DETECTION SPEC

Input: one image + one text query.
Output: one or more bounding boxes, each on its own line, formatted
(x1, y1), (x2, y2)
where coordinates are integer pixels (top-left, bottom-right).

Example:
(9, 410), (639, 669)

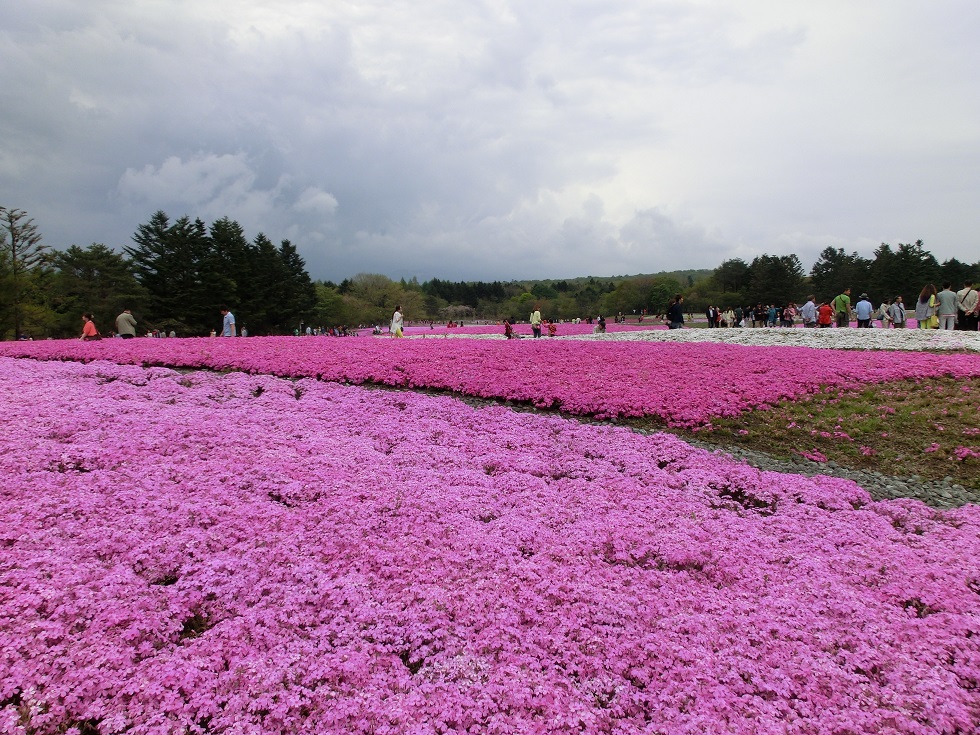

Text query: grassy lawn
(685, 376), (980, 489)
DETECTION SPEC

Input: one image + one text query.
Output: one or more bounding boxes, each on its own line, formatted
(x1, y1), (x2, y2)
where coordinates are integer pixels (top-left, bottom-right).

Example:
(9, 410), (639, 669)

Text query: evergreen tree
(810, 247), (872, 300)
(713, 258), (751, 293)
(746, 254), (806, 305)
(49, 244), (147, 337)
(250, 233), (290, 332)
(891, 241), (941, 304)
(278, 239), (317, 327)
(0, 207), (48, 339)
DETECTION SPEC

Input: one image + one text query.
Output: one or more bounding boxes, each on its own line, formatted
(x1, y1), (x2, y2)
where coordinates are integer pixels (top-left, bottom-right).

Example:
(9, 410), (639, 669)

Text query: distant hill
(503, 269), (714, 289)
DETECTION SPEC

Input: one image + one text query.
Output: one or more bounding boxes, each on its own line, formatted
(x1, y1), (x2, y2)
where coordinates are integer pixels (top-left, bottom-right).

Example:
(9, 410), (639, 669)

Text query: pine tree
(0, 207), (48, 339)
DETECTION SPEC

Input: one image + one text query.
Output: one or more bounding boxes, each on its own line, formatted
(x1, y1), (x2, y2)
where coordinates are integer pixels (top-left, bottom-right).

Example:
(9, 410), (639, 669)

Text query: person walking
(530, 305), (543, 338)
(956, 281), (978, 331)
(391, 305), (404, 337)
(221, 306), (238, 337)
(220, 306), (236, 336)
(832, 288), (852, 327)
(915, 285), (937, 329)
(889, 296), (907, 328)
(115, 309), (137, 339)
(936, 283), (958, 330)
(667, 295), (685, 329)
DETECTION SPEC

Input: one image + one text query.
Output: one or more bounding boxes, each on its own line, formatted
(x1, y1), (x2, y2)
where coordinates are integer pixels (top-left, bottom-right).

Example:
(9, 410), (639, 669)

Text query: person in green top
(832, 288), (852, 328)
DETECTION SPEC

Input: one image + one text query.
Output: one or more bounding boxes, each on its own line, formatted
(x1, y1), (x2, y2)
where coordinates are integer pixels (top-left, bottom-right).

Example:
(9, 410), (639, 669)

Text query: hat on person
(860, 293), (869, 299)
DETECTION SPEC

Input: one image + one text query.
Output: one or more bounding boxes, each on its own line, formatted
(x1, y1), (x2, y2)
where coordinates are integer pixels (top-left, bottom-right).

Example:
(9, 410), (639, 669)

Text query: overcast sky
(2, 1), (978, 282)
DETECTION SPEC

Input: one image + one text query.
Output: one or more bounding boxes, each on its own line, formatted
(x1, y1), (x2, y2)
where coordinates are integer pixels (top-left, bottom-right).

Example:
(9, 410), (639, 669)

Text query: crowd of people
(700, 280), (979, 331)
(72, 281), (980, 342)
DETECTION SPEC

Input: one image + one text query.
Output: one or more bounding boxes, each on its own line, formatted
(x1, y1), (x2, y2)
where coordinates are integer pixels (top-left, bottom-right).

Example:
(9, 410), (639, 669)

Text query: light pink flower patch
(3, 357), (977, 733)
(795, 448), (829, 463)
(953, 446), (980, 461)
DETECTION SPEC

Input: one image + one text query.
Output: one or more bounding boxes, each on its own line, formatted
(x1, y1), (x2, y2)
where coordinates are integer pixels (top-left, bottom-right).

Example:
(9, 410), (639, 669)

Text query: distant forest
(2, 207), (978, 338)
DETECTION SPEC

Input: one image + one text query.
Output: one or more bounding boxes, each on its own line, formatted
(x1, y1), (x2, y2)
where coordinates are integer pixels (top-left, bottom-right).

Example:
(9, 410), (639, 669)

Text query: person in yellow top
(529, 305), (542, 338)
(915, 284), (938, 329)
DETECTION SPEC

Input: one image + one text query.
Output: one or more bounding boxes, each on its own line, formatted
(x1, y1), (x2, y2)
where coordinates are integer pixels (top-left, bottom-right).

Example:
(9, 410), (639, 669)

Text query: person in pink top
(80, 313), (100, 341)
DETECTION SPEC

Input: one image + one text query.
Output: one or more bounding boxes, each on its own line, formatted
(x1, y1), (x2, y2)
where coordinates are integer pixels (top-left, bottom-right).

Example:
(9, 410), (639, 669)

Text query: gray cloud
(1, 0), (978, 282)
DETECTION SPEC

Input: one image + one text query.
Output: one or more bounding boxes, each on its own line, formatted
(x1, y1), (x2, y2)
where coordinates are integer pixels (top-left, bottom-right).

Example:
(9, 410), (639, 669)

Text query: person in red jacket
(817, 301), (834, 328)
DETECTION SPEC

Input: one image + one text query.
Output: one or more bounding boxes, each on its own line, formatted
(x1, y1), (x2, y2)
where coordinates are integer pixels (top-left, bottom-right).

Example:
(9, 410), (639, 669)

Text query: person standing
(800, 295), (817, 328)
(530, 305), (543, 338)
(817, 301), (834, 328)
(782, 303), (797, 328)
(115, 309), (137, 339)
(832, 288), (852, 327)
(220, 306), (236, 337)
(391, 305), (404, 337)
(889, 296), (907, 328)
(936, 283), (958, 330)
(915, 285), (937, 329)
(877, 298), (892, 328)
(854, 293), (874, 328)
(956, 280), (978, 331)
(80, 313), (100, 341)
(667, 295), (685, 329)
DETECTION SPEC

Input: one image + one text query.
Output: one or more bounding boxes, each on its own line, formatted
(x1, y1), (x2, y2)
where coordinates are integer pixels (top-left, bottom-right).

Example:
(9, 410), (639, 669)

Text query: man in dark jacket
(668, 295), (685, 329)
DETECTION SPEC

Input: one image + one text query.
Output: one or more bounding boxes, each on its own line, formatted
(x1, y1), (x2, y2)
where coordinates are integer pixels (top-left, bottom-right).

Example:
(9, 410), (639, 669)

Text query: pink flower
(796, 448), (828, 462)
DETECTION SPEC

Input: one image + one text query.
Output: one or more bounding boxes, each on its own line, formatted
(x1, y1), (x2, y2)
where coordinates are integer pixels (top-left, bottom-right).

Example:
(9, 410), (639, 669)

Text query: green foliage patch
(698, 376), (980, 490)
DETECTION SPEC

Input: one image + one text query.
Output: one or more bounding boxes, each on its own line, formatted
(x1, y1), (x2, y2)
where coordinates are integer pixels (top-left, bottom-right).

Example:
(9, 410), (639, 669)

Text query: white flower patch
(569, 327), (980, 351)
(432, 327), (980, 351)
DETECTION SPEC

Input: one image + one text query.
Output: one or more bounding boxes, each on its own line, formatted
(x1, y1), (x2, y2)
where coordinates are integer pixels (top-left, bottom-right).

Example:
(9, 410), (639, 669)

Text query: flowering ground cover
(1, 357), (979, 734)
(386, 323), (663, 338)
(691, 376), (980, 491)
(2, 338), (980, 430)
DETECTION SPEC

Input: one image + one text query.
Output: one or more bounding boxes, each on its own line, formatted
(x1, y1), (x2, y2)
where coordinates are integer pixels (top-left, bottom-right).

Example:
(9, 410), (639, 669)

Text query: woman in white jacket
(390, 306), (404, 337)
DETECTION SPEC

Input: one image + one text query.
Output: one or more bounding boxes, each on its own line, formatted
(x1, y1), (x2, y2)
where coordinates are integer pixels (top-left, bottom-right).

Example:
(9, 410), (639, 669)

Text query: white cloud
(1, 0), (978, 280)
(293, 187), (339, 215)
(119, 153), (257, 205)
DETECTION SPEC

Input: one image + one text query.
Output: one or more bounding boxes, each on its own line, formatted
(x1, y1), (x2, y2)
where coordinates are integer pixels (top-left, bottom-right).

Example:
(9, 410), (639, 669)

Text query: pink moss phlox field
(3, 338), (980, 429)
(1, 358), (979, 734)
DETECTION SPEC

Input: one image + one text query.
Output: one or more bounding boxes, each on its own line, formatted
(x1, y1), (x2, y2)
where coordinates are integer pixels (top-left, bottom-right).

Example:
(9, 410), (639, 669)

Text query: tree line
(2, 205), (978, 339)
(696, 243), (979, 313)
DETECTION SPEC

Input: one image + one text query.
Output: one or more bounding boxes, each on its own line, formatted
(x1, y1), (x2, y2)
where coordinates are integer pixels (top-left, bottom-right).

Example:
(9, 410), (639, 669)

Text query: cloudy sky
(2, 1), (978, 282)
